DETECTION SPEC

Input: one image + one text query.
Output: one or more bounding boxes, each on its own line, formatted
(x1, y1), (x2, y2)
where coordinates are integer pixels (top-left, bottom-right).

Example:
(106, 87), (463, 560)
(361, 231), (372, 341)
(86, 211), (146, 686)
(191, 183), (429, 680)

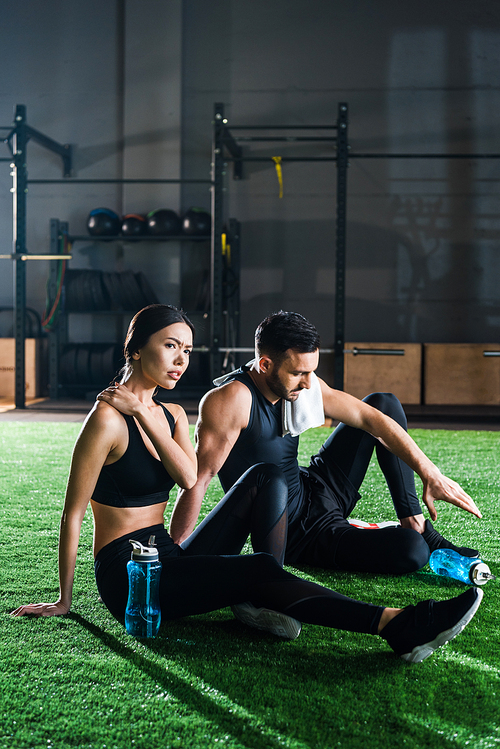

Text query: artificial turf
(0, 422), (498, 749)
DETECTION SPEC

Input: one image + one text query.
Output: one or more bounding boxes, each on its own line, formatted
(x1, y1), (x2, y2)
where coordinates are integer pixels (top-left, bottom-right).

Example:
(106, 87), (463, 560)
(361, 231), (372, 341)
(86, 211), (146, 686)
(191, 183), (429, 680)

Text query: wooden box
(344, 342), (422, 404)
(0, 338), (42, 398)
(424, 343), (500, 405)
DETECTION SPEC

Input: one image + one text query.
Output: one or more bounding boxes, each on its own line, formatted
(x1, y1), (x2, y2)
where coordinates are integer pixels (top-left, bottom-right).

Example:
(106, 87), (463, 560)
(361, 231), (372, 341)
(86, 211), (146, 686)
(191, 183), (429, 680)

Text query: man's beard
(266, 369), (299, 401)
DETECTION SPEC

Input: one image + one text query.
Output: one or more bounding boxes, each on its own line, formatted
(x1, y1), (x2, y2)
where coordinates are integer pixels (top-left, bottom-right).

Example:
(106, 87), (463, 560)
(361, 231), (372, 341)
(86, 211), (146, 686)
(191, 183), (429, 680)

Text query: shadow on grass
(9, 589), (493, 749)
(69, 610), (497, 748)
(69, 611), (318, 748)
(68, 610), (400, 748)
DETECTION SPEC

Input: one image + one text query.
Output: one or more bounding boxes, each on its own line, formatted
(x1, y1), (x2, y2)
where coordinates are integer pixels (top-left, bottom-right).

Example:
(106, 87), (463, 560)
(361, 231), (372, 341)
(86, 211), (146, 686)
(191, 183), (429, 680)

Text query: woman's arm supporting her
(96, 383), (197, 489)
(11, 404), (120, 617)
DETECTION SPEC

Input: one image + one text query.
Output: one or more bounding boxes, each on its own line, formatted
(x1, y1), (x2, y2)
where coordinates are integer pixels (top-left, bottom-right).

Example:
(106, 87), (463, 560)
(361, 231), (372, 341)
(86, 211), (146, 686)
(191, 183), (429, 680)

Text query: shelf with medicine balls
(82, 206), (212, 241)
(46, 211), (229, 401)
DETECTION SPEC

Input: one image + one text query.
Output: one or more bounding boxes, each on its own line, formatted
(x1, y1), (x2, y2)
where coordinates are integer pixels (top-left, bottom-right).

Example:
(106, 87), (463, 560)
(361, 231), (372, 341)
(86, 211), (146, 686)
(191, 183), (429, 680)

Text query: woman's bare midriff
(91, 500), (169, 556)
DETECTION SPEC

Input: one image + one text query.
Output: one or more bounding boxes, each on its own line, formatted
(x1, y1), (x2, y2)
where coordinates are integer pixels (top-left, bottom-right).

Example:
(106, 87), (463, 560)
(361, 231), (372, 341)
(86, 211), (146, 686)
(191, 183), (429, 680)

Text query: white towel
(281, 371), (325, 437)
(213, 359), (325, 437)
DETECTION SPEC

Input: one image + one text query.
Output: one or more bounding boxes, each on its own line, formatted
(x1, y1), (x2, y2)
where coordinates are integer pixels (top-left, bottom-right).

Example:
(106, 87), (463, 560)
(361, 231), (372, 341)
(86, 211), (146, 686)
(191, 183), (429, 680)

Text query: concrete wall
(1, 0), (500, 360)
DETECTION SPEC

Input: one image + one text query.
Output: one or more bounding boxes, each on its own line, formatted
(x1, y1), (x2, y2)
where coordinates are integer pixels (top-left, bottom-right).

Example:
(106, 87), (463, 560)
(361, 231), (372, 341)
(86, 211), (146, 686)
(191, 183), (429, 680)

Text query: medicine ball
(182, 207), (211, 236)
(121, 213), (147, 237)
(146, 209), (182, 236)
(87, 208), (121, 236)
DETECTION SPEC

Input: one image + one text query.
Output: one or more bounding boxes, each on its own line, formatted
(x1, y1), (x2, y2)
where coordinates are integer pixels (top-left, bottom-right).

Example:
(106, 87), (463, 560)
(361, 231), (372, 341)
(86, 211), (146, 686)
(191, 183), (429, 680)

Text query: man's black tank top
(218, 370), (304, 520)
(92, 403), (176, 508)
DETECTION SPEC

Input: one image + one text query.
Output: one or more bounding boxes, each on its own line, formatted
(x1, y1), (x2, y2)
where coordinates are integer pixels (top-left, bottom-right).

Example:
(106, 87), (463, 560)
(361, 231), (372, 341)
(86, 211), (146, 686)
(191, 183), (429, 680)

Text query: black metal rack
(4, 100), (500, 406)
(215, 101), (500, 389)
(212, 101), (348, 387)
(46, 217), (240, 399)
(0, 105), (73, 408)
(1, 103), (241, 406)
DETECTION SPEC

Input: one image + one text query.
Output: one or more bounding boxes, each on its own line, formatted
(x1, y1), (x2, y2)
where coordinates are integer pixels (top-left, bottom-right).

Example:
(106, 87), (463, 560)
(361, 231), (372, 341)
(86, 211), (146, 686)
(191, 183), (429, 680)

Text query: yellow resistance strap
(272, 156), (283, 198)
(221, 232), (231, 265)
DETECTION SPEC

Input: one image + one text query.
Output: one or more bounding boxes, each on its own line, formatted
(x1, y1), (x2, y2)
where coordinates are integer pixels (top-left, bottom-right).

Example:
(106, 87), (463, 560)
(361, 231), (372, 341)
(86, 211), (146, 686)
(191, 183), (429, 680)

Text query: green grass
(1, 423), (499, 749)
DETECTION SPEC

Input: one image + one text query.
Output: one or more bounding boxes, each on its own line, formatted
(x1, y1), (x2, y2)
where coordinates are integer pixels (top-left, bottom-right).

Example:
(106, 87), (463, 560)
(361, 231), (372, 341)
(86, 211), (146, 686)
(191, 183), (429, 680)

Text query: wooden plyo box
(424, 343), (500, 405)
(0, 338), (41, 398)
(344, 342), (422, 404)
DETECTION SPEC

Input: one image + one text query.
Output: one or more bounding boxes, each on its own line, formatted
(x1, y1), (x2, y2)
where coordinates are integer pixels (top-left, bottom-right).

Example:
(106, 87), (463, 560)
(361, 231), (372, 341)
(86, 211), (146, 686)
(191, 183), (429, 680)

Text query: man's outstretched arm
(169, 381), (252, 544)
(319, 380), (482, 522)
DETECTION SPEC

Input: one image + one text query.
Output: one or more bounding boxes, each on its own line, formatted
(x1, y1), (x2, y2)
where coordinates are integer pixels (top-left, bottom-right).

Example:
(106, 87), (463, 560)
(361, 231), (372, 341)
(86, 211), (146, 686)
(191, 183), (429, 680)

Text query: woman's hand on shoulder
(96, 382), (144, 418)
(11, 600), (70, 618)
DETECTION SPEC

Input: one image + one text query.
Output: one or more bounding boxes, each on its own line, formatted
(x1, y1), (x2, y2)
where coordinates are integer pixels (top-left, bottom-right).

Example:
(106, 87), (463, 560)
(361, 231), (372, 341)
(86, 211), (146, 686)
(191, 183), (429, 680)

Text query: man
(170, 311), (480, 575)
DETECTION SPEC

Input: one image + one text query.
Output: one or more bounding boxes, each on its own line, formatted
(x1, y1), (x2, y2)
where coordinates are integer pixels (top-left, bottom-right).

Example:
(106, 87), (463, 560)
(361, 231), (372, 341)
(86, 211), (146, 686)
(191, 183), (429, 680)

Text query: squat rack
(1, 104), (236, 407)
(216, 101), (500, 390)
(0, 105), (74, 409)
(214, 101), (350, 388)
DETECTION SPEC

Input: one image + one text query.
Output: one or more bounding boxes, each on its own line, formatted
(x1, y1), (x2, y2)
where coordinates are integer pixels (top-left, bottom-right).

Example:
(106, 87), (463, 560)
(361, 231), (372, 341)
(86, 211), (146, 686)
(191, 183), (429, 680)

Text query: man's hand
(422, 471), (482, 521)
(320, 380), (483, 523)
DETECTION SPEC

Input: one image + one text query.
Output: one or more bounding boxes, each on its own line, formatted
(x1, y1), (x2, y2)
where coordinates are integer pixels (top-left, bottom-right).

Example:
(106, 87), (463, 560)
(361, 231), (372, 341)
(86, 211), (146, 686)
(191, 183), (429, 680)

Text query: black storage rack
(46, 217), (240, 399)
(0, 103), (241, 406)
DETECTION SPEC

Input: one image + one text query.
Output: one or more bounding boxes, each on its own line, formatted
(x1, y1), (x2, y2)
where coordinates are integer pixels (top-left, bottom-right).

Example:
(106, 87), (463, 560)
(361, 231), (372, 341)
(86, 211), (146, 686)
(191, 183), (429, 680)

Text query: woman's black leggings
(94, 523), (384, 636)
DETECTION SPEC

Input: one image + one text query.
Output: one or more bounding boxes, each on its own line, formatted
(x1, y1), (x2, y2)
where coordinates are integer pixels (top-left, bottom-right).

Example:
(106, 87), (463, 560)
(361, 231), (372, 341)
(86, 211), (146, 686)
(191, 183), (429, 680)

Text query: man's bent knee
(362, 392), (407, 428)
(391, 528), (430, 575)
(238, 462), (286, 488)
(363, 392), (400, 411)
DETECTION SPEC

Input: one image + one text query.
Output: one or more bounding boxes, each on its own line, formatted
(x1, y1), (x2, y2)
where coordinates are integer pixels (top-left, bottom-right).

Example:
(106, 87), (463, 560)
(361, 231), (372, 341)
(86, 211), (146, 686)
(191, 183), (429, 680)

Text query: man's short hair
(255, 311), (320, 363)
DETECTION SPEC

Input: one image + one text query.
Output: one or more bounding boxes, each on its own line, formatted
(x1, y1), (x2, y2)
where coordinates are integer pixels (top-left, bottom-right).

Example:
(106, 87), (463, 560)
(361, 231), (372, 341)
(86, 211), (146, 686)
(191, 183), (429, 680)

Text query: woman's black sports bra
(92, 402), (176, 508)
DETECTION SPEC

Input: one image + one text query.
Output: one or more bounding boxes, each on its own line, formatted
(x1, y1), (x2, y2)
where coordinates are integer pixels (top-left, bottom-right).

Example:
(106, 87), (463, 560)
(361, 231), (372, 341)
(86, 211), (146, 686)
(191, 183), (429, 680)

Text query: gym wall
(1, 0), (500, 357)
(181, 0), (500, 349)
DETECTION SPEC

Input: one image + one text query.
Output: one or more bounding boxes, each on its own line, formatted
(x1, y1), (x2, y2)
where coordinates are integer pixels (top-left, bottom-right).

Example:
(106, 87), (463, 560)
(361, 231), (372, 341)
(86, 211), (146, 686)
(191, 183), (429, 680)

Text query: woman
(12, 304), (483, 664)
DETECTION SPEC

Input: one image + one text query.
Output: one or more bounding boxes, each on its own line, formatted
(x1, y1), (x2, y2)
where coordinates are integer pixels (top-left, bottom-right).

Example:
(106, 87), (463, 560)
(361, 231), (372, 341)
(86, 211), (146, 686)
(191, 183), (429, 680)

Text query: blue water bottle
(125, 536), (162, 638)
(429, 548), (495, 586)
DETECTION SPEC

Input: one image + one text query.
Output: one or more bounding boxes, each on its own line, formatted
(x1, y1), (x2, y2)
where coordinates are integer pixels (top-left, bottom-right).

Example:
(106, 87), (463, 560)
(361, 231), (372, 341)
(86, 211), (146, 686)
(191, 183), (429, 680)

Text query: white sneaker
(348, 519), (400, 529)
(231, 602), (302, 640)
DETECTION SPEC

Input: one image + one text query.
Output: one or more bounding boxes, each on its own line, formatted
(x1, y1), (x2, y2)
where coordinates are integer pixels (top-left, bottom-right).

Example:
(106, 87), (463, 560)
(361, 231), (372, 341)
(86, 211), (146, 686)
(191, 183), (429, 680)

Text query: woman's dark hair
(120, 304), (195, 380)
(255, 310), (320, 364)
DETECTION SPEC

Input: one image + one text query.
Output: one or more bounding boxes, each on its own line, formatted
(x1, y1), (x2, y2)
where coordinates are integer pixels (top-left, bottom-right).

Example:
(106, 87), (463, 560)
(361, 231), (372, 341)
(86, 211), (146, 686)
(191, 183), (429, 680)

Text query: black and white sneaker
(231, 602), (302, 640)
(422, 519), (479, 557)
(381, 587), (483, 664)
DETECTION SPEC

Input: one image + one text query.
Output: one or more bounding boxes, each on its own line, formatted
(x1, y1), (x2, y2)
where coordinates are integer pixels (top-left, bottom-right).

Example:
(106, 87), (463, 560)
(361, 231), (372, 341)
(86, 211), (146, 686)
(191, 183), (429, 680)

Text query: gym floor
(1, 396), (499, 430)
